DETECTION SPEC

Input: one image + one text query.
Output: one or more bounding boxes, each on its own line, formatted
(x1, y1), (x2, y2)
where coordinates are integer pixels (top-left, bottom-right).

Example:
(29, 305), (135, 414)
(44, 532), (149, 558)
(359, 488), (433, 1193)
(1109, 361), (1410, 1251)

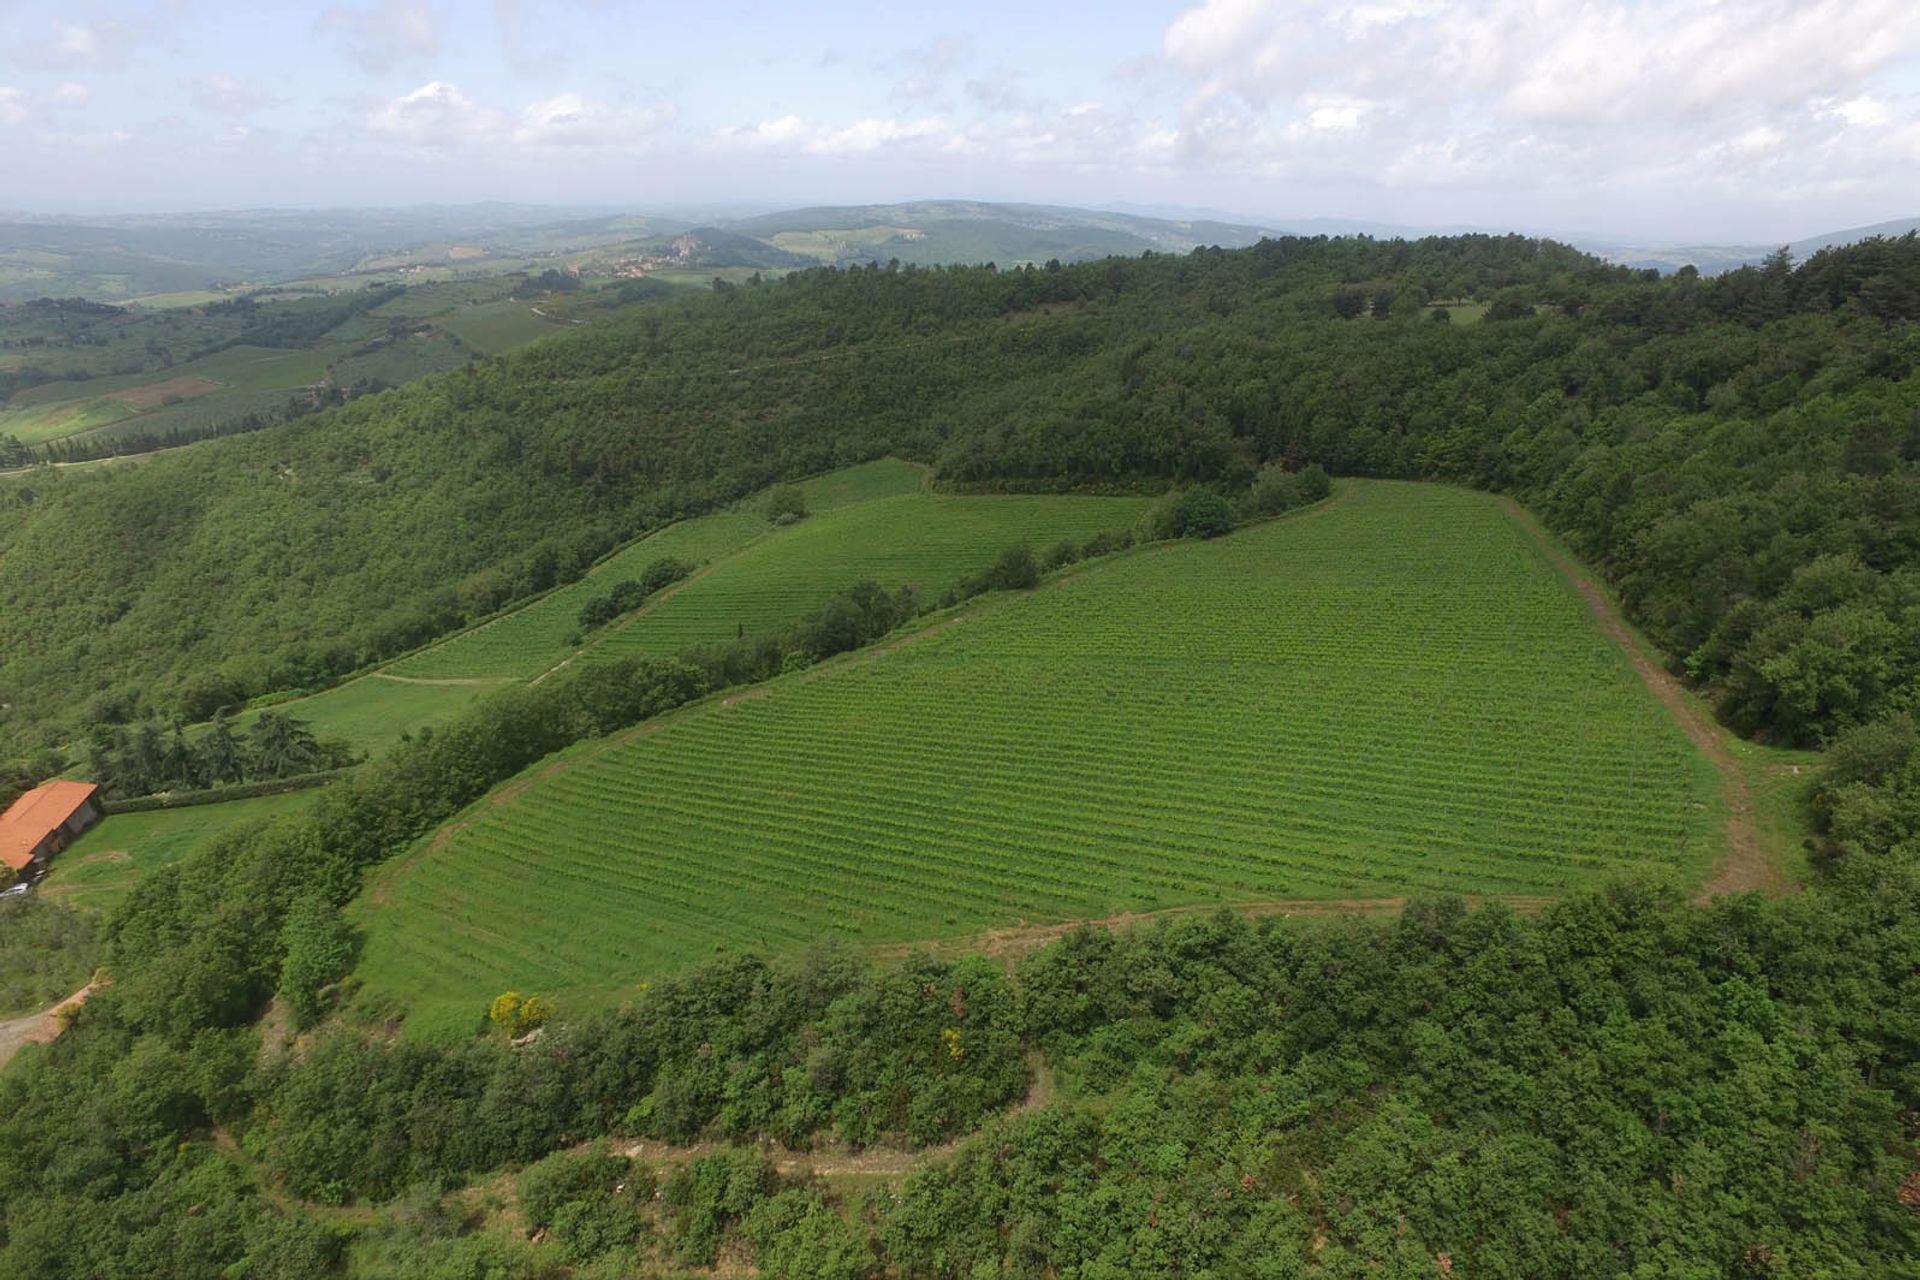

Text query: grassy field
(385, 459), (932, 681)
(387, 459), (1147, 683)
(576, 491), (1156, 668)
(237, 677), (499, 759)
(436, 299), (567, 354)
(354, 480), (1720, 1036)
(43, 790), (316, 913)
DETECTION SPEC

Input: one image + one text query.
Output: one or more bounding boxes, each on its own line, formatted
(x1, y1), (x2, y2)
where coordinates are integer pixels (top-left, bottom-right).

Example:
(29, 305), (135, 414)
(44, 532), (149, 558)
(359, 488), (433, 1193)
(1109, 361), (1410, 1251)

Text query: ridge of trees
(3, 232), (1916, 767)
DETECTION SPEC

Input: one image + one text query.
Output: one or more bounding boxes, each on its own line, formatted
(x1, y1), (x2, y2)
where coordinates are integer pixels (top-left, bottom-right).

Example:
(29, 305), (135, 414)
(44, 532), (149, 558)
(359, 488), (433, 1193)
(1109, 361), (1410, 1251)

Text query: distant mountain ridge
(1, 200), (1914, 301)
(1578, 217), (1920, 275)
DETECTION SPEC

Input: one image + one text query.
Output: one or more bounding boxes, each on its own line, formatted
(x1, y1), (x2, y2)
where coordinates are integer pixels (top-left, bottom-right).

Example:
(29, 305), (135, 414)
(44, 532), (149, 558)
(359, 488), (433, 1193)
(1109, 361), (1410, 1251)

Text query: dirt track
(0, 982), (98, 1071)
(1495, 498), (1782, 898)
(622, 1053), (1055, 1178)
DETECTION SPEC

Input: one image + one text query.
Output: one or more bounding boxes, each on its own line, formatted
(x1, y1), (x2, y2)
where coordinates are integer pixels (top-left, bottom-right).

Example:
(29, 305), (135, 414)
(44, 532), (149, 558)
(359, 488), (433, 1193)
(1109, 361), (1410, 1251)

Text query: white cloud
(892, 34), (970, 103)
(721, 113), (960, 157)
(1818, 95), (1894, 128)
(366, 81), (674, 153)
(318, 1), (439, 73)
(49, 82), (88, 106)
(1155, 0), (1920, 201)
(719, 102), (1180, 172)
(188, 74), (277, 118)
(515, 93), (676, 148)
(10, 18), (131, 70)
(0, 87), (26, 126)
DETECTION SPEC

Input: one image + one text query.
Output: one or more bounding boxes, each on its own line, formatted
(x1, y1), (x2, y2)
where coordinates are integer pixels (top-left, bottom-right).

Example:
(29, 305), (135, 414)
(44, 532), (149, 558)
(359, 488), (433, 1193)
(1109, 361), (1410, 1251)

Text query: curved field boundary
(357, 482), (1727, 1031)
(1492, 497), (1785, 899)
(871, 893), (1560, 963)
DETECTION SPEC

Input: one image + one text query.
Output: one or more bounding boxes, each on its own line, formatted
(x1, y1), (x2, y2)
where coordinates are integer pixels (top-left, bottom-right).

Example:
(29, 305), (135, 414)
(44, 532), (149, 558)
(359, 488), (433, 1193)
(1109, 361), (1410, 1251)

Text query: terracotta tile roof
(0, 781), (100, 873)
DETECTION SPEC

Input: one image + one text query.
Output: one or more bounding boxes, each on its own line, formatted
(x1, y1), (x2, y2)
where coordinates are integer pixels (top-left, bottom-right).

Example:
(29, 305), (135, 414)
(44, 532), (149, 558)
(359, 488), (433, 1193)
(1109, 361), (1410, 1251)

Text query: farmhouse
(0, 781), (102, 879)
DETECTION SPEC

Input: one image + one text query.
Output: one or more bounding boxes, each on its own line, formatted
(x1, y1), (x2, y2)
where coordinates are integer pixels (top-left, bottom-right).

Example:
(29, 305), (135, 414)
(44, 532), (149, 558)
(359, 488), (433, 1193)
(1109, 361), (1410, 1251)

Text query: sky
(0, 0), (1917, 242)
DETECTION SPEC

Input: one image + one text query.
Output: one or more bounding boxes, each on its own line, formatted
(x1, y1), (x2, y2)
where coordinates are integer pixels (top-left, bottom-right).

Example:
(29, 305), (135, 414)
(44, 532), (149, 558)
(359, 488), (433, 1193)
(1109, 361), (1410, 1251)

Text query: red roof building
(0, 782), (102, 876)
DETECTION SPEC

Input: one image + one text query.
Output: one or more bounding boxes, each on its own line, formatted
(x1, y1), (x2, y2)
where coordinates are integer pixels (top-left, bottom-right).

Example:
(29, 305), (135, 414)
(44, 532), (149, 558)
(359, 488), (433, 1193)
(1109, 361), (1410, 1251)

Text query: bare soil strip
(1494, 498), (1783, 898)
(0, 981), (100, 1071)
(621, 1054), (1056, 1178)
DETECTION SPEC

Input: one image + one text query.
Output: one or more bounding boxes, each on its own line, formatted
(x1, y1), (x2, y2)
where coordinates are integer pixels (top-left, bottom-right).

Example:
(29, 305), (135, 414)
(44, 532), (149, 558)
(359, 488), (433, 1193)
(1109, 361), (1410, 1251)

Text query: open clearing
(355, 480), (1720, 1034)
(44, 791), (316, 913)
(112, 374), (221, 410)
(233, 676), (497, 759)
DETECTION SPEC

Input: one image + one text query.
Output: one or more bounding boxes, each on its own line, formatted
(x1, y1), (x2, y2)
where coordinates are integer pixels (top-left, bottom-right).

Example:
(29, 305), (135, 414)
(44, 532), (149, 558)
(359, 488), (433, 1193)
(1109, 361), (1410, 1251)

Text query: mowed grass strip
(236, 678), (497, 758)
(355, 481), (1720, 1031)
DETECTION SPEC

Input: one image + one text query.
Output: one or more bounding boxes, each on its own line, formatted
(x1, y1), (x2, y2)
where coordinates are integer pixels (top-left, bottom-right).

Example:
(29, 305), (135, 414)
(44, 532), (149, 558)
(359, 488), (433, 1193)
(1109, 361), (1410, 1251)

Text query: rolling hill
(355, 480), (1719, 1036)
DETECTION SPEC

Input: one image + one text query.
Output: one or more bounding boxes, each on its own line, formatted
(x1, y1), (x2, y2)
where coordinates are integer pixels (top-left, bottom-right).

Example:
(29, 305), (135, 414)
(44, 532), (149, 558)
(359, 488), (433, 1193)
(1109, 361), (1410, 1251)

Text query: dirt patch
(113, 375), (221, 411)
(1495, 499), (1783, 899)
(70, 848), (130, 867)
(0, 981), (101, 1072)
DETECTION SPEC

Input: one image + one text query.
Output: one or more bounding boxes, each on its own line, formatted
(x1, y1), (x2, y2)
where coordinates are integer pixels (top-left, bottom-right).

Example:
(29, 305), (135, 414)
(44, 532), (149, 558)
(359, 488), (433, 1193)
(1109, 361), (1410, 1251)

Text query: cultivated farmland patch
(355, 481), (1719, 1034)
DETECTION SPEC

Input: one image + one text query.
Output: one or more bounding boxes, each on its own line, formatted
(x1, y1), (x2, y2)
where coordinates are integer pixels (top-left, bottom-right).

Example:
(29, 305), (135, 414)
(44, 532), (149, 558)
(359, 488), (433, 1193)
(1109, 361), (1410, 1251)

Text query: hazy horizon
(0, 1), (1917, 244)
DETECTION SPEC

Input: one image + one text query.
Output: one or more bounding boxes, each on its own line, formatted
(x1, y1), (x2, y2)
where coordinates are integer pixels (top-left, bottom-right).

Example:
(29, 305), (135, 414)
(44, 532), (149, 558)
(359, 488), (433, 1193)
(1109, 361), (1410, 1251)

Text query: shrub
(1245, 462), (1332, 517)
(1151, 488), (1235, 540)
(488, 991), (553, 1039)
(516, 1145), (634, 1229)
(764, 485), (807, 523)
(576, 558), (691, 630)
(983, 542), (1039, 591)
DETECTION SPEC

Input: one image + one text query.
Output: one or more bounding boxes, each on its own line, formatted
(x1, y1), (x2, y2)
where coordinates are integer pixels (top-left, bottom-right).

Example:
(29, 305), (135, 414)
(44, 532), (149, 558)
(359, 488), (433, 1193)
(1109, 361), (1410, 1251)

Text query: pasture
(354, 481), (1720, 1035)
(43, 790), (315, 913)
(436, 299), (566, 354)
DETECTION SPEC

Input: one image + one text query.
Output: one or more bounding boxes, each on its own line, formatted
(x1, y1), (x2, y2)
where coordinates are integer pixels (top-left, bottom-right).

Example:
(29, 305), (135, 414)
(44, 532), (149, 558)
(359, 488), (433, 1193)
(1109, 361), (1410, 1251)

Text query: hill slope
(355, 481), (1717, 1034)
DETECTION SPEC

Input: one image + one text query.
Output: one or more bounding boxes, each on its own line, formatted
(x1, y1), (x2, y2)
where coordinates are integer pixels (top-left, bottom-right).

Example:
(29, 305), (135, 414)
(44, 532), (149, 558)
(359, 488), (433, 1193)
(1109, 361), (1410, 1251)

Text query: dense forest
(2, 233), (1919, 1274)
(2, 232), (1917, 766)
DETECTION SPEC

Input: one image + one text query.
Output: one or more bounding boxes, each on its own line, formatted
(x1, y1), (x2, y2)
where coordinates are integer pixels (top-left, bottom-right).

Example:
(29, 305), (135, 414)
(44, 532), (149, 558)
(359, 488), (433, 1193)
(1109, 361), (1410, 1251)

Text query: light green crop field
(385, 459), (932, 681)
(354, 481), (1720, 1035)
(575, 491), (1155, 668)
(436, 299), (567, 354)
(42, 790), (315, 913)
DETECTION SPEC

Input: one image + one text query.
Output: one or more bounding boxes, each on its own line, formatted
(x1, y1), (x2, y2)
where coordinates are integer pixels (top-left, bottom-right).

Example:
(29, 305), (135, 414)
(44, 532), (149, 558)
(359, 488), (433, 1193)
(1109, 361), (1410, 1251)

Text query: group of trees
(573, 557), (690, 632)
(6, 231), (1914, 760)
(1, 232), (1919, 1273)
(82, 710), (347, 800)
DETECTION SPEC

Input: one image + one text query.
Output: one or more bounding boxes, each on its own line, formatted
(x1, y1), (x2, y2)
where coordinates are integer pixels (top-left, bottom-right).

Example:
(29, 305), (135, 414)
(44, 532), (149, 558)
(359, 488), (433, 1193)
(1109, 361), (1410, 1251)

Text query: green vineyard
(386, 458), (1148, 681)
(355, 481), (1720, 1035)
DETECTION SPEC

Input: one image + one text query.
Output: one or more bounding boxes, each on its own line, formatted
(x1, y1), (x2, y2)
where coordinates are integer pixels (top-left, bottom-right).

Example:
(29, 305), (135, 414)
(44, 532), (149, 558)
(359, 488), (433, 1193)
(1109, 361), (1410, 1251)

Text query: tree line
(83, 710), (351, 801)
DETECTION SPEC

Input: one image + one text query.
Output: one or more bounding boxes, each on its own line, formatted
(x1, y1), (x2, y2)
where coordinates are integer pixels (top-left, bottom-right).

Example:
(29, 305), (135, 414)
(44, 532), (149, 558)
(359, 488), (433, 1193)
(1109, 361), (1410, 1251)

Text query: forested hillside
(2, 232), (1916, 771)
(2, 232), (1919, 1275)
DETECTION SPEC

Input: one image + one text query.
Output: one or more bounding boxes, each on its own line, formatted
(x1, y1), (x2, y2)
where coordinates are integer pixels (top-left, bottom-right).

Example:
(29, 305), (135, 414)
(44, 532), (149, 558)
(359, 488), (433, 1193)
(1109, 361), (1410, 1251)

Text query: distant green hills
(3, 201), (1913, 307)
(0, 201), (1277, 304)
